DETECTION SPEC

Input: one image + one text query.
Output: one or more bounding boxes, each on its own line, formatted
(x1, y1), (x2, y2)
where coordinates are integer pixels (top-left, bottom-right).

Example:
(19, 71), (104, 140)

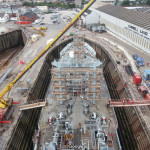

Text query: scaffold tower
(51, 34), (103, 104)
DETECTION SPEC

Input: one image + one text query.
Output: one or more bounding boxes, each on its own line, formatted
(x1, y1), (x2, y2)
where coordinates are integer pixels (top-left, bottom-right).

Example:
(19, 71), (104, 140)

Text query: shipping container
(143, 70), (150, 80)
(133, 74), (141, 85)
(145, 94), (150, 100)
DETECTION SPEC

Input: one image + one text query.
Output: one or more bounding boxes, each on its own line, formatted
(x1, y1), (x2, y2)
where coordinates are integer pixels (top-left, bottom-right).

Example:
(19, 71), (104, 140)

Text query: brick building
(19, 12), (37, 23)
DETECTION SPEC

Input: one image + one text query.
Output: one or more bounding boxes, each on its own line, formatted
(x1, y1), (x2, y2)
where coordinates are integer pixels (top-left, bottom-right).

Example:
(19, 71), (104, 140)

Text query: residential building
(19, 12), (37, 23)
(0, 13), (9, 22)
(37, 6), (48, 12)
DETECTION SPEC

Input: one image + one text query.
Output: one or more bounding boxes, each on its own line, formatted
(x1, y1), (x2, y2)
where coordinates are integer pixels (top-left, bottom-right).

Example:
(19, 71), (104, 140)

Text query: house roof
(97, 4), (150, 31)
(20, 12), (37, 19)
(0, 13), (5, 18)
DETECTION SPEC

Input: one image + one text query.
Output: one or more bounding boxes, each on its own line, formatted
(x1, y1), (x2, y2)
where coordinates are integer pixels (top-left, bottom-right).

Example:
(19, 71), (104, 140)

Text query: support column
(91, 66), (96, 104)
(58, 64), (63, 104)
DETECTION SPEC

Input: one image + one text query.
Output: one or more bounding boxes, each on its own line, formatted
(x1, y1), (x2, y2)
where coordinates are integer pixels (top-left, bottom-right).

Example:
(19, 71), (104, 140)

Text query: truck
(137, 57), (144, 66)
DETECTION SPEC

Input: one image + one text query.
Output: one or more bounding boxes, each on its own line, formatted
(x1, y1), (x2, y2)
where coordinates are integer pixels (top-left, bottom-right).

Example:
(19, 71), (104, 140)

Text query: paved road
(101, 32), (150, 72)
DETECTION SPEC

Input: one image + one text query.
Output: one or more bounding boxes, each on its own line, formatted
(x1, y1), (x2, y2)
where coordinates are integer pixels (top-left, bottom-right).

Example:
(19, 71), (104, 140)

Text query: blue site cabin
(143, 70), (150, 80)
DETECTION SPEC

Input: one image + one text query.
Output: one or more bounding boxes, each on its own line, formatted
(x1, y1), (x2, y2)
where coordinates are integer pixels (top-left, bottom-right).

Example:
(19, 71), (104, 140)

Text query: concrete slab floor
(38, 73), (118, 149)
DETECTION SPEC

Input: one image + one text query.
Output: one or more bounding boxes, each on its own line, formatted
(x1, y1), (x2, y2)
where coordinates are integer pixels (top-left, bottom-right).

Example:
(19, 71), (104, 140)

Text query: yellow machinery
(40, 27), (48, 30)
(38, 32), (45, 37)
(0, 0), (96, 108)
(32, 27), (48, 30)
(0, 98), (11, 108)
(32, 27), (46, 37)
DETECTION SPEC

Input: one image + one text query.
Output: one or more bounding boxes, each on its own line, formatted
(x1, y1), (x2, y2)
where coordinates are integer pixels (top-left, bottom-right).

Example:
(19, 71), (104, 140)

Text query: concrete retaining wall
(0, 30), (24, 53)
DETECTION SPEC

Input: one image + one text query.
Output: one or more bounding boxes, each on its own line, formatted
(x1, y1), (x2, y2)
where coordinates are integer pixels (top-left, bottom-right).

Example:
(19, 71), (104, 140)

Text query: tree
(114, 0), (119, 5)
(81, 0), (85, 5)
(146, 0), (150, 5)
(122, 0), (130, 6)
(23, 2), (32, 6)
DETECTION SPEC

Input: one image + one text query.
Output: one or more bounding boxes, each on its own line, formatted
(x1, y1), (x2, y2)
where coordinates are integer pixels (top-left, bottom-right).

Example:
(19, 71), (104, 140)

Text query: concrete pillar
(58, 64), (63, 100)
(92, 67), (96, 99)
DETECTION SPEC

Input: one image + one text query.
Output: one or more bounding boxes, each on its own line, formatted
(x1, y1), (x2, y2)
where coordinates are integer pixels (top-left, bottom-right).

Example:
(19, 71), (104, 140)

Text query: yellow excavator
(0, 0), (96, 109)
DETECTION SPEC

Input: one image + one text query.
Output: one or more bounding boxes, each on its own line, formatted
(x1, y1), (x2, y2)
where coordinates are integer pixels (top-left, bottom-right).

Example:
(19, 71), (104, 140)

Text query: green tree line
(116, 0), (150, 6)
(23, 2), (77, 8)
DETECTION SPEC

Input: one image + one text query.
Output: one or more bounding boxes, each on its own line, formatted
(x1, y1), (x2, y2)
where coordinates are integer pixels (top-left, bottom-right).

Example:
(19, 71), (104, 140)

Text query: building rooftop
(134, 7), (150, 15)
(97, 4), (150, 31)
(0, 13), (5, 18)
(20, 12), (37, 19)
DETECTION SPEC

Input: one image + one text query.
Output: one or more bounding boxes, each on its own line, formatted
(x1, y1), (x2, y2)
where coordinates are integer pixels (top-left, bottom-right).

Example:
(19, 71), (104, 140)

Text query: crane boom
(0, 0), (96, 100)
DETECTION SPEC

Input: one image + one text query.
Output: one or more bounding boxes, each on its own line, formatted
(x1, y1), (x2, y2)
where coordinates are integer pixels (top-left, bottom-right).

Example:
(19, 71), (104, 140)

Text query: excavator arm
(0, 0), (96, 101)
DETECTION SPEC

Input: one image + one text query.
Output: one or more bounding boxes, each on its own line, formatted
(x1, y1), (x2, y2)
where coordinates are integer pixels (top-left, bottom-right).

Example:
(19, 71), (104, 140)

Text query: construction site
(0, 0), (150, 150)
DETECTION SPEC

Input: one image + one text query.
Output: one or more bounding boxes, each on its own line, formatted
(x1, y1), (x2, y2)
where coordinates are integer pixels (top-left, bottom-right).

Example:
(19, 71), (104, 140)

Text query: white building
(89, 4), (150, 54)
(0, 13), (9, 22)
(85, 12), (100, 27)
(37, 6), (48, 12)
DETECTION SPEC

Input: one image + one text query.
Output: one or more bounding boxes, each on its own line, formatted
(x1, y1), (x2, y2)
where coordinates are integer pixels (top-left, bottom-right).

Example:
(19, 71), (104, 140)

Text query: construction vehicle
(90, 112), (97, 119)
(0, 98), (19, 125)
(38, 32), (45, 37)
(0, 0), (96, 124)
(32, 27), (47, 37)
(137, 57), (144, 66)
(32, 27), (48, 31)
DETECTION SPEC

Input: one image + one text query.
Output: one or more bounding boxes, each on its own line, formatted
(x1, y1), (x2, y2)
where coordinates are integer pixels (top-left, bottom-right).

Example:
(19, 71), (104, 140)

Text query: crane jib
(0, 0), (96, 100)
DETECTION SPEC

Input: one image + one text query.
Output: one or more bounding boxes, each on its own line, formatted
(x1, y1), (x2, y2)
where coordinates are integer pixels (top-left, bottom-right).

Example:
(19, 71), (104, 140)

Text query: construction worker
(110, 133), (114, 140)
(124, 82), (128, 87)
(147, 62), (149, 66)
(132, 99), (134, 104)
(123, 98), (126, 104)
(106, 103), (110, 108)
(127, 99), (131, 104)
(105, 135), (108, 142)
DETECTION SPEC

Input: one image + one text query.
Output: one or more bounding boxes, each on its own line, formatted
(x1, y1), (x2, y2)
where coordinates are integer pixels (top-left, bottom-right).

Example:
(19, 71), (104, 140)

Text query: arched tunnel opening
(5, 37), (149, 150)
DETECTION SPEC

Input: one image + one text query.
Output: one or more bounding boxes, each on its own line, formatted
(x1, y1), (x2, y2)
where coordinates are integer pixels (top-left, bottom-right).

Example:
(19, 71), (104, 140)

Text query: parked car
(40, 23), (45, 25)
(63, 15), (68, 19)
(133, 54), (138, 60)
(137, 57), (144, 66)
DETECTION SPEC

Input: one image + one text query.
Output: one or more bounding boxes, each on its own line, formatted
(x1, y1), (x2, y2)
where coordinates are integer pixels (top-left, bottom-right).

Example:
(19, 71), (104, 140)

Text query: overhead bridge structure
(20, 99), (46, 111)
(109, 99), (150, 107)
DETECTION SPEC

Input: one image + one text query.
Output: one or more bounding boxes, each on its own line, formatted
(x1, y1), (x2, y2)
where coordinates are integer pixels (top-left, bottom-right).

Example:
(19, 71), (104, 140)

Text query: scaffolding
(51, 34), (102, 103)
